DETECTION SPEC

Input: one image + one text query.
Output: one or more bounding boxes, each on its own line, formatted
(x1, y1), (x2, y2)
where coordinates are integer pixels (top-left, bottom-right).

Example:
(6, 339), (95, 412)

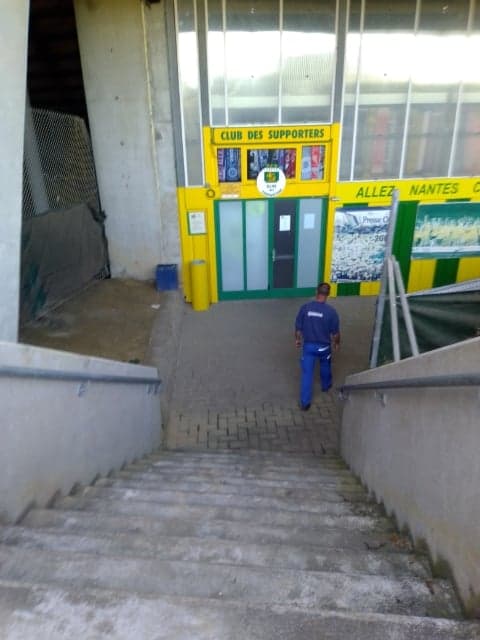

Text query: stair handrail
(339, 372), (480, 396)
(0, 364), (161, 391)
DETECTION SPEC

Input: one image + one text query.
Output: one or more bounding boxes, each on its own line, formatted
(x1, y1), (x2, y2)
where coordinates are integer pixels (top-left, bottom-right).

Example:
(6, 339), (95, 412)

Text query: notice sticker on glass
(304, 213), (315, 230)
(279, 215), (291, 232)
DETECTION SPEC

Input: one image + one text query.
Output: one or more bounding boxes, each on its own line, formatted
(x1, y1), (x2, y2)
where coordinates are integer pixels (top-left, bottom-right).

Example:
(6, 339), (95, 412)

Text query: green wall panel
(392, 201), (418, 285)
(337, 282), (360, 296)
(433, 259), (459, 288)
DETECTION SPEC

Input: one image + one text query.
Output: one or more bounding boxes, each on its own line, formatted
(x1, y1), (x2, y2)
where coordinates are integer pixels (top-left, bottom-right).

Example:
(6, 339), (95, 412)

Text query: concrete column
(0, 1), (30, 342)
(74, 0), (179, 280)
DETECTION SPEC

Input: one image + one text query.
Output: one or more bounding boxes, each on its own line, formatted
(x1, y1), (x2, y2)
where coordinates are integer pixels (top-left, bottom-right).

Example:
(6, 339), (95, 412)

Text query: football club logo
(256, 166), (286, 197)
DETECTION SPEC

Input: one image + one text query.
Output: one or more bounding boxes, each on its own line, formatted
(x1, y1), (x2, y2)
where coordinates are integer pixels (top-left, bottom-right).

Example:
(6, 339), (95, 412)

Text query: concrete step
(0, 544), (462, 618)
(94, 475), (371, 503)
(1, 580), (478, 640)
(76, 484), (382, 518)
(0, 525), (430, 578)
(127, 460), (355, 482)
(112, 469), (364, 491)
(22, 508), (413, 553)
(155, 448), (344, 459)
(147, 450), (348, 470)
(51, 494), (393, 532)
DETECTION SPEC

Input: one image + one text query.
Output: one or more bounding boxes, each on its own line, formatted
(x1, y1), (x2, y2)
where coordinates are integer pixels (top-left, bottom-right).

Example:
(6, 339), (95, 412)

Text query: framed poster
(188, 211), (206, 235)
(331, 207), (391, 282)
(412, 202), (480, 259)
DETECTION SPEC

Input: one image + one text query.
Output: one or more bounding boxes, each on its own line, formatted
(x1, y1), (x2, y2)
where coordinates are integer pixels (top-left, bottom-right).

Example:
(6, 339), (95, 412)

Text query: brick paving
(148, 295), (375, 455)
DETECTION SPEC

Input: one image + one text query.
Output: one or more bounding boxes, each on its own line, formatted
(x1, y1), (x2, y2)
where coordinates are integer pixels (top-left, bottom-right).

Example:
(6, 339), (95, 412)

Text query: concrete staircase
(0, 450), (478, 639)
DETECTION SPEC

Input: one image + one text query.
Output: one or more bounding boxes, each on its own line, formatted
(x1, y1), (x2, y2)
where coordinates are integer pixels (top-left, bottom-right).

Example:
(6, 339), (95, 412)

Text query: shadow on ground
(20, 278), (163, 364)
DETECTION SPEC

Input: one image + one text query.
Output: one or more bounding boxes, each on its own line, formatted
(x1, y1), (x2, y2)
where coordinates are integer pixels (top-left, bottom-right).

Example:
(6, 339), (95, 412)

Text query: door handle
(271, 248), (276, 262)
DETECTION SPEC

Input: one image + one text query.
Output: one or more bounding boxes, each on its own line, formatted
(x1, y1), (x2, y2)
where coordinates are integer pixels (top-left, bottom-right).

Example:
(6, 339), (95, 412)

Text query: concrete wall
(74, 0), (180, 280)
(0, 1), (29, 341)
(341, 338), (480, 614)
(0, 341), (162, 523)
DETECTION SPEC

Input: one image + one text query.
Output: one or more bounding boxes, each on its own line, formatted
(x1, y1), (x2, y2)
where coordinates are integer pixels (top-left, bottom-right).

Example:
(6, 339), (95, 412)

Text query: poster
(217, 148), (241, 182)
(331, 207), (390, 282)
(248, 149), (296, 180)
(412, 202), (480, 259)
(279, 215), (291, 232)
(303, 213), (315, 230)
(301, 145), (325, 180)
(188, 211), (206, 235)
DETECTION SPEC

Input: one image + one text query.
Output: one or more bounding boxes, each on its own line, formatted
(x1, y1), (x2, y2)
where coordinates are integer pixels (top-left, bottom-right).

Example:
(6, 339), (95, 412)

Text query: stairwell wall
(0, 1), (29, 342)
(341, 337), (480, 615)
(0, 341), (162, 523)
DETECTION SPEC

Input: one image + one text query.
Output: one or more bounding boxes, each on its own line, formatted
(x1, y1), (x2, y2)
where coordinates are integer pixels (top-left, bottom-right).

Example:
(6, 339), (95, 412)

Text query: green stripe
(433, 259), (459, 288)
(337, 282), (360, 296)
(392, 201), (418, 285)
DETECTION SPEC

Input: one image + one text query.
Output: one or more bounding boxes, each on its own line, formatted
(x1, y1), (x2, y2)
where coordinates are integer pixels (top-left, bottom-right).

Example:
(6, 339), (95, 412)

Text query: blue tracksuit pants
(300, 342), (332, 407)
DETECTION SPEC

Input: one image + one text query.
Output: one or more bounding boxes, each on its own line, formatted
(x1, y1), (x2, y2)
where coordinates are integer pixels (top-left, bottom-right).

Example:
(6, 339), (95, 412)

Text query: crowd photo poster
(331, 207), (391, 282)
(412, 202), (480, 259)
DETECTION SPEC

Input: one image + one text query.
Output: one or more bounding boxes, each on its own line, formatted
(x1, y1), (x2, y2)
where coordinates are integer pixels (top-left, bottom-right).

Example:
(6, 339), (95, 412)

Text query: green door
(216, 198), (327, 300)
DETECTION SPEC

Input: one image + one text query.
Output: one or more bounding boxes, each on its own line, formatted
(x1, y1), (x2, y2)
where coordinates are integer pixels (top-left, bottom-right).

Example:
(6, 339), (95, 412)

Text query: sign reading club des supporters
(256, 166), (286, 197)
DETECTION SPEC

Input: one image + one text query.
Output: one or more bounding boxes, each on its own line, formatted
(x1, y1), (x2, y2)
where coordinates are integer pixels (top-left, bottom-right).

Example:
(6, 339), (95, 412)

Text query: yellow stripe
(359, 281), (381, 296)
(407, 259), (436, 292)
(457, 257), (480, 283)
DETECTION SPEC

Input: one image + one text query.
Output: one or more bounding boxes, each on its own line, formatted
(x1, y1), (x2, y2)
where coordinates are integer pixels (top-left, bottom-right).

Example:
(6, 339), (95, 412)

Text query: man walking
(295, 282), (340, 411)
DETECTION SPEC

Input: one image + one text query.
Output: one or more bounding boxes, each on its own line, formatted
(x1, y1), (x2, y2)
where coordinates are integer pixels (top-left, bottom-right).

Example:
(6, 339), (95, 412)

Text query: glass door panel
(245, 200), (268, 290)
(218, 201), (244, 291)
(272, 199), (297, 289)
(217, 197), (326, 299)
(296, 198), (323, 288)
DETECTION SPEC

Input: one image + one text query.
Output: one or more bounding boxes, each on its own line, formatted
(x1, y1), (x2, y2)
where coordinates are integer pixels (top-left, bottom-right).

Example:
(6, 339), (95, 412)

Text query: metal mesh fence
(22, 108), (101, 218)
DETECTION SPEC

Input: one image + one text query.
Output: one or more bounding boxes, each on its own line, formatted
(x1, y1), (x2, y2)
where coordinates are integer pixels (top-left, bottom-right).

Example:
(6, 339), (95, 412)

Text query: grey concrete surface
(3, 449), (475, 639)
(0, 1), (29, 341)
(147, 293), (376, 453)
(74, 0), (180, 279)
(342, 337), (480, 615)
(2, 582), (479, 640)
(0, 341), (161, 523)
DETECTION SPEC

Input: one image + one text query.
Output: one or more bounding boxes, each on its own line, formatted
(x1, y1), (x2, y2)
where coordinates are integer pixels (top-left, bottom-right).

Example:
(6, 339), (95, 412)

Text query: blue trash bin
(155, 264), (178, 291)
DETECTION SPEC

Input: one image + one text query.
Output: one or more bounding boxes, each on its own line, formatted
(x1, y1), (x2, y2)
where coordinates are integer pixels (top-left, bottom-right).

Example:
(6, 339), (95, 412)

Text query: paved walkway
(148, 294), (376, 455)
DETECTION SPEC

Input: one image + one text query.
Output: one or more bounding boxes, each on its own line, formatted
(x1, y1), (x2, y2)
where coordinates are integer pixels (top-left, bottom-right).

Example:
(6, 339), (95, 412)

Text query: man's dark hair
(317, 282), (331, 296)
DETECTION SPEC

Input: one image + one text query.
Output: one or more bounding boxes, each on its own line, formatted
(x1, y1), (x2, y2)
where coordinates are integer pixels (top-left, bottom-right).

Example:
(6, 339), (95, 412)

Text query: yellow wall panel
(457, 257), (480, 283)
(360, 281), (381, 296)
(407, 259), (436, 292)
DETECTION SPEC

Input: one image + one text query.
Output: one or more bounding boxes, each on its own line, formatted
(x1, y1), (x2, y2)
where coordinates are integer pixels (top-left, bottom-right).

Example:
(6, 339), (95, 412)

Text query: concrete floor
(20, 279), (377, 455)
(20, 278), (164, 364)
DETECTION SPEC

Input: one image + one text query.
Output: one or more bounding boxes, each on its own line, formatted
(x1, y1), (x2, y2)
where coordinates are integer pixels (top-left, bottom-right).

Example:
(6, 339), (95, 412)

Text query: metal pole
(387, 257), (400, 362)
(369, 189), (400, 367)
(393, 258), (419, 357)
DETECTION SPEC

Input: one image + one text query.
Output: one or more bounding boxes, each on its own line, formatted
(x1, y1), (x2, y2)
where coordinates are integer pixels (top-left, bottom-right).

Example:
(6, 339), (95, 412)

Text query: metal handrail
(0, 364), (161, 391)
(340, 373), (480, 395)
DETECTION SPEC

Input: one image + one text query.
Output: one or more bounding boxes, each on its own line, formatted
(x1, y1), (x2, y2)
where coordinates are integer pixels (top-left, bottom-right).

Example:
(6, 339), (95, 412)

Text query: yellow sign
(336, 178), (480, 203)
(211, 125), (331, 146)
